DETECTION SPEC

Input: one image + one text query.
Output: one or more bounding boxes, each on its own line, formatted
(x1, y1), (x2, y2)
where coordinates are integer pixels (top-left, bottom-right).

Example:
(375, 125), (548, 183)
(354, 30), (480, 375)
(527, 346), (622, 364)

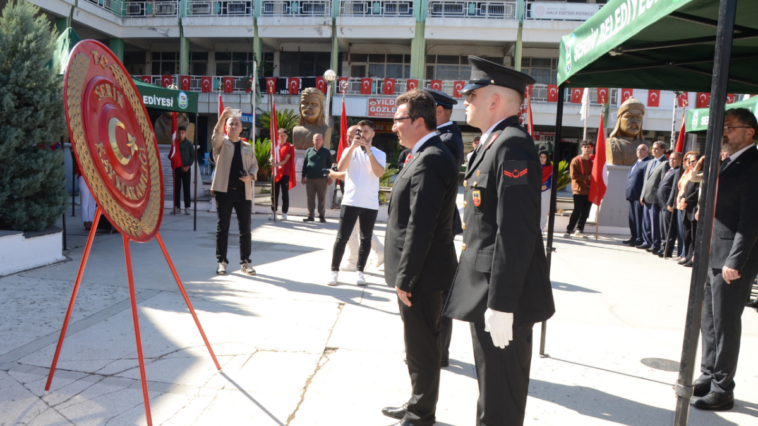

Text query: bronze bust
(293, 88), (332, 150)
(607, 97), (648, 166)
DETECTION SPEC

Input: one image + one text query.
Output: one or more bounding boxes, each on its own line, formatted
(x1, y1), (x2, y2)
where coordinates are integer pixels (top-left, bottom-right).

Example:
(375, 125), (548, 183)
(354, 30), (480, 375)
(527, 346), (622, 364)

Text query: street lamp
(324, 69), (337, 126)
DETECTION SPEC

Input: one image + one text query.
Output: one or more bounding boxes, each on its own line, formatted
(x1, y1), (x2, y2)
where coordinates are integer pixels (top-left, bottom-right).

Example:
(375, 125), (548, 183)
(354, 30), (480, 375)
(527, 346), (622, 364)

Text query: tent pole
(541, 83), (565, 358)
(673, 0), (737, 424)
(663, 95), (679, 257)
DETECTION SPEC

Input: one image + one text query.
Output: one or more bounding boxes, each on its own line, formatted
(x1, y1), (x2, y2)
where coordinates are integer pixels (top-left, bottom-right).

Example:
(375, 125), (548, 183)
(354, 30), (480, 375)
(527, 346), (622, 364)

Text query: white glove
(484, 308), (514, 349)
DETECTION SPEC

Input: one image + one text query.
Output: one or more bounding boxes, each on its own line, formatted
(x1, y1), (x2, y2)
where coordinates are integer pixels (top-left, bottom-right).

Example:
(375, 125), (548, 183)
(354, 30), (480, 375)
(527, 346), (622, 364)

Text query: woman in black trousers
(678, 152), (701, 267)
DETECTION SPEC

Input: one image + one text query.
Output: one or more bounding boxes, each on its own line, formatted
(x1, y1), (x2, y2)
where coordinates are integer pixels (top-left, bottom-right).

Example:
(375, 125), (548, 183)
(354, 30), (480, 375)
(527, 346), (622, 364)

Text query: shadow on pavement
(444, 359), (476, 379)
(551, 281), (601, 293)
(221, 371), (286, 426)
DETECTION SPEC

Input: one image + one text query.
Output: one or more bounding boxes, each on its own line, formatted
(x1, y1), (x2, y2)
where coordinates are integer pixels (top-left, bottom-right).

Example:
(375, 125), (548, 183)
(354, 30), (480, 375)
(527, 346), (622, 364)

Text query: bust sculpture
(293, 88), (332, 150)
(154, 112), (194, 145)
(606, 97), (648, 166)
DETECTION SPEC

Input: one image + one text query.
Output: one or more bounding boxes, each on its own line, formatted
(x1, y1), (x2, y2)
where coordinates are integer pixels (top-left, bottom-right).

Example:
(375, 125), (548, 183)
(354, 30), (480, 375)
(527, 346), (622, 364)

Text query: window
(124, 52), (146, 75)
(279, 52), (331, 77)
(349, 53), (412, 78)
(191, 52), (207, 75)
(521, 57), (558, 85)
(151, 52), (178, 75)
(215, 52), (253, 76)
(425, 55), (493, 80)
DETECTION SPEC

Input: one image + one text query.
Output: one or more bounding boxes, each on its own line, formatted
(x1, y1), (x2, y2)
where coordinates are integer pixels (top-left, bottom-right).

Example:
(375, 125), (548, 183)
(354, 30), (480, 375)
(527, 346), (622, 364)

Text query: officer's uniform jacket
(444, 116), (555, 325)
(385, 135), (459, 293)
(437, 122), (465, 236)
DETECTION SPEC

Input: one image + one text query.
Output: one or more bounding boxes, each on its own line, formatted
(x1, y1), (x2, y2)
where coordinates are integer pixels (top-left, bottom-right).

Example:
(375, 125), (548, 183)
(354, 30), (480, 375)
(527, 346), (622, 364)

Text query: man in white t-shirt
(328, 120), (387, 286)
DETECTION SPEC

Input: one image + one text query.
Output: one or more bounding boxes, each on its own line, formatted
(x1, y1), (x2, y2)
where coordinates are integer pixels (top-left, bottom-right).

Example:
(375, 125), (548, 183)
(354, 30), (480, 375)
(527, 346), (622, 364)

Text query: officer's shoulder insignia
(501, 160), (529, 186)
(485, 133), (499, 150)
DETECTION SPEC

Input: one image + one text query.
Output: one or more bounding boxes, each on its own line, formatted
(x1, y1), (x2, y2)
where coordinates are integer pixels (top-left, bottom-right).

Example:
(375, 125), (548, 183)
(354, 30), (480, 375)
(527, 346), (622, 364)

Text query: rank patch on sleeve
(501, 161), (529, 186)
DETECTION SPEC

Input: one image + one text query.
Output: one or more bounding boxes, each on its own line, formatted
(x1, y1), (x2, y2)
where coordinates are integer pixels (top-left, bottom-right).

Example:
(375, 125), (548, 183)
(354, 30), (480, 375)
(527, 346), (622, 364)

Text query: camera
(355, 129), (367, 153)
(322, 164), (338, 177)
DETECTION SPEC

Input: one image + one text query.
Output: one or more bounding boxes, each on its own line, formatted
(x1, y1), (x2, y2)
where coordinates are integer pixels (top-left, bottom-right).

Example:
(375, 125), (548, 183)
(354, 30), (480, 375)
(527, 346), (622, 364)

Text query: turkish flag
(246, 77), (254, 93)
(201, 77), (212, 92)
(338, 77), (349, 93)
(726, 93), (736, 104)
(571, 88), (584, 104)
(547, 85), (559, 102)
(406, 79), (419, 91)
(223, 77), (234, 93)
(430, 80), (442, 91)
(597, 87), (609, 104)
(647, 90), (661, 107)
(677, 92), (689, 107)
(265, 78), (277, 94)
(360, 78), (372, 95)
(288, 77), (300, 95)
(140, 75), (152, 84)
(697, 92), (710, 108)
(161, 75), (172, 88)
(621, 88), (634, 103)
(588, 112), (607, 206)
(383, 78), (396, 95)
(180, 75), (190, 91)
(316, 77), (327, 94)
(453, 81), (465, 98)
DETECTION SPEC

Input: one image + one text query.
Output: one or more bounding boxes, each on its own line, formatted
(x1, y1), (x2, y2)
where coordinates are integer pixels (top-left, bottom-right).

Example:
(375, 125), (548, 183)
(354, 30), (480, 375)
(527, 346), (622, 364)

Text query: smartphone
(230, 109), (242, 118)
(239, 170), (248, 177)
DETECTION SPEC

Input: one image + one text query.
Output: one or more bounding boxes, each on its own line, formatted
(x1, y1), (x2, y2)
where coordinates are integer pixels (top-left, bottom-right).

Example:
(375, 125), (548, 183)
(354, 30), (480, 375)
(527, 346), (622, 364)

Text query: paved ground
(1, 203), (757, 426)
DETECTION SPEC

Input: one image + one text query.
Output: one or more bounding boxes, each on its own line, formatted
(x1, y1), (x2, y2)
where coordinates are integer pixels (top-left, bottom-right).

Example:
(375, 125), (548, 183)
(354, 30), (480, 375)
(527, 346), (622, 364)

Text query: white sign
(531, 3), (599, 21)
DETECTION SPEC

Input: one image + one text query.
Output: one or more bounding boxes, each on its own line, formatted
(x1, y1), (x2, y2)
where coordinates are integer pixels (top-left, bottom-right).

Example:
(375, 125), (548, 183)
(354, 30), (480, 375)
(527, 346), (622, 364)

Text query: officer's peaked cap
(460, 56), (535, 96)
(423, 88), (457, 108)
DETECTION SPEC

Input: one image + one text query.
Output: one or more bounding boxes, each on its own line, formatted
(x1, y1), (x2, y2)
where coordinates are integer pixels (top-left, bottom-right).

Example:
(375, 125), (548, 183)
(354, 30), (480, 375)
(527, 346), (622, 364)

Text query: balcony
(261, 0), (331, 16)
(185, 0), (253, 16)
(427, 1), (515, 20)
(340, 0), (413, 17)
(81, 0), (179, 17)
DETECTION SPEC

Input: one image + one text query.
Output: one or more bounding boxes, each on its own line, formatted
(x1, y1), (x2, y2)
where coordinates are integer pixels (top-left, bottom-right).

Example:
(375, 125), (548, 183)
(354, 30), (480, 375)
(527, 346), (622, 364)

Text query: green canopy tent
(687, 95), (758, 132)
(543, 1), (758, 424)
(52, 27), (82, 75)
(131, 78), (199, 114)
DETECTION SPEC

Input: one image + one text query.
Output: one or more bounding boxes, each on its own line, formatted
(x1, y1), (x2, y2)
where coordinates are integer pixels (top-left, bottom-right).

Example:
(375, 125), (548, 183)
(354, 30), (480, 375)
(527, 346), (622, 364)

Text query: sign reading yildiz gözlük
(368, 98), (397, 118)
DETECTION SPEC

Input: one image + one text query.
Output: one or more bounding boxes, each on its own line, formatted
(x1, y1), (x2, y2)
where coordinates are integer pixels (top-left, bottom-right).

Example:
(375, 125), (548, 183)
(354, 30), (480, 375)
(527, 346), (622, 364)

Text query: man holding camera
(301, 133), (333, 223)
(211, 107), (259, 276)
(328, 120), (386, 286)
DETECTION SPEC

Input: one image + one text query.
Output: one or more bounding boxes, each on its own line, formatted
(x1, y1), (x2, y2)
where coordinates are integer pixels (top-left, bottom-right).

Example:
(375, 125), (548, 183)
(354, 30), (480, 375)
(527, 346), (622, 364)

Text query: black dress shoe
(636, 244), (651, 250)
(646, 246), (657, 252)
(303, 216), (314, 222)
(657, 251), (664, 258)
(381, 404), (407, 420)
(693, 391), (734, 411)
(683, 261), (693, 267)
(693, 379), (711, 397)
(678, 259), (689, 265)
(319, 216), (326, 223)
(440, 360), (449, 368)
(621, 239), (634, 245)
(746, 298), (758, 309)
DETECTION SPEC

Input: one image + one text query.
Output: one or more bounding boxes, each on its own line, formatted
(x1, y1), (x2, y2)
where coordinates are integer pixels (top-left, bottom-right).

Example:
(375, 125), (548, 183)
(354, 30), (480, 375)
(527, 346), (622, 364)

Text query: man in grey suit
(639, 142), (670, 254)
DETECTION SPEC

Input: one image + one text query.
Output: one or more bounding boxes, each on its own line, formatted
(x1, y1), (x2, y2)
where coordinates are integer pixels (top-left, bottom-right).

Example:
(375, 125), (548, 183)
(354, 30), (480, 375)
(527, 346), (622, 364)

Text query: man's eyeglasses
(723, 125), (751, 133)
(393, 116), (415, 123)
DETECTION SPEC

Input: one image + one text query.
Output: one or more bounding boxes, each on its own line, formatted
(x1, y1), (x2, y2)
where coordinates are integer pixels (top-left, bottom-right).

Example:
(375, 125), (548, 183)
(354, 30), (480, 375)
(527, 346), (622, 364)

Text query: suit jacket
(437, 122), (465, 236)
(444, 116), (555, 326)
(710, 145), (758, 271)
(397, 148), (411, 172)
(384, 135), (459, 293)
(641, 156), (670, 204)
(626, 157), (651, 201)
(681, 180), (700, 221)
(657, 166), (681, 208)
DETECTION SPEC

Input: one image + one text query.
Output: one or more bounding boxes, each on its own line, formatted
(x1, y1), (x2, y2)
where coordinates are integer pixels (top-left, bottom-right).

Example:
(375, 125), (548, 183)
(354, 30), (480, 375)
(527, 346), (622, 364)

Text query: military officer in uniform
(382, 90), (459, 426)
(423, 88), (464, 368)
(443, 56), (555, 426)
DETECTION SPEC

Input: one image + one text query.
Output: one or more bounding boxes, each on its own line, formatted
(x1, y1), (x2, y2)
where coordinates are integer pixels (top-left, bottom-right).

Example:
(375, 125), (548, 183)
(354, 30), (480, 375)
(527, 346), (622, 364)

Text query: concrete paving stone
(0, 371), (52, 425)
(54, 387), (154, 426)
(190, 388), (299, 426)
(42, 375), (105, 407)
(116, 356), (230, 390)
(326, 303), (405, 354)
(159, 393), (216, 425)
(98, 377), (136, 389)
(216, 350), (322, 397)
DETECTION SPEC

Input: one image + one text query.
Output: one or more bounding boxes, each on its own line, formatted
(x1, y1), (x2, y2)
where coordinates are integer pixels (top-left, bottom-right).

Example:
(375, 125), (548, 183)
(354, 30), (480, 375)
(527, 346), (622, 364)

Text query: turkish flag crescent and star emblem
(571, 88), (583, 104)
(383, 79), (396, 95)
(697, 92), (710, 108)
(431, 80), (442, 90)
(266, 78), (277, 94)
(180, 75), (190, 91)
(621, 89), (634, 103)
(648, 90), (660, 107)
(360, 78), (372, 95)
(140, 75), (151, 84)
(726, 93), (735, 104)
(338, 77), (349, 93)
(201, 76), (212, 93)
(453, 81), (464, 98)
(597, 88), (608, 104)
(677, 92), (689, 107)
(288, 78), (300, 95)
(161, 75), (172, 88)
(316, 77), (327, 94)
(406, 79), (418, 91)
(501, 161), (529, 186)
(547, 85), (558, 103)
(223, 77), (233, 93)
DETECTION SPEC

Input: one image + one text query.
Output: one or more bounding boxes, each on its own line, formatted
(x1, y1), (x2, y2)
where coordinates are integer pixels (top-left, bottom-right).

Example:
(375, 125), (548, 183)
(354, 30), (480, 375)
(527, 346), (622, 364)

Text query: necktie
(719, 157), (731, 174)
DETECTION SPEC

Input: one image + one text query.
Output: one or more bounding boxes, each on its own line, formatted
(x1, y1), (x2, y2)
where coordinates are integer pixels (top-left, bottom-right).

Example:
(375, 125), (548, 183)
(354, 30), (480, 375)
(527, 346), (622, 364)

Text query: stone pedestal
(596, 165), (632, 233)
(274, 149), (336, 212)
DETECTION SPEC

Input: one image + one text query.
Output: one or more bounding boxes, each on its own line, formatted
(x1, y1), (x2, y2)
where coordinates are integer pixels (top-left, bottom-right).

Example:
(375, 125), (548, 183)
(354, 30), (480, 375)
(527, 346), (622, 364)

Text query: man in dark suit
(693, 108), (758, 411)
(443, 56), (555, 426)
(423, 88), (463, 368)
(623, 144), (650, 246)
(382, 90), (459, 426)
(639, 142), (670, 253)
(657, 151), (682, 257)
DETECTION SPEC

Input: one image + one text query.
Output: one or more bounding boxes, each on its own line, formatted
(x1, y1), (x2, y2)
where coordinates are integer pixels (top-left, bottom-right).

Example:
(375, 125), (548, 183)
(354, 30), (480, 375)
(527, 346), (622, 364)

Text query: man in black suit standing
(657, 151), (682, 257)
(423, 88), (463, 368)
(623, 144), (650, 246)
(382, 90), (459, 426)
(639, 142), (670, 253)
(443, 56), (555, 426)
(693, 108), (758, 411)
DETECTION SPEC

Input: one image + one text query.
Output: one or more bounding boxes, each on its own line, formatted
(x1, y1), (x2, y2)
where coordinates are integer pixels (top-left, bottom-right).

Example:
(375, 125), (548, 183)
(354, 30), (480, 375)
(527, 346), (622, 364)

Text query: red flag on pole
(571, 88), (584, 103)
(180, 75), (190, 91)
(266, 78), (277, 94)
(675, 109), (686, 154)
(453, 81), (465, 98)
(526, 94), (534, 137)
(621, 88), (634, 103)
(201, 76), (212, 92)
(430, 80), (442, 90)
(697, 92), (710, 108)
(406, 79), (418, 91)
(588, 112), (607, 206)
(288, 78), (300, 95)
(677, 92), (689, 107)
(141, 75), (152, 84)
(316, 77), (327, 94)
(161, 75), (172, 88)
(360, 78), (372, 95)
(336, 97), (349, 162)
(726, 93), (736, 104)
(223, 77), (234, 93)
(597, 88), (609, 104)
(338, 77), (349, 93)
(547, 85), (559, 102)
(218, 91), (227, 136)
(168, 112), (183, 170)
(270, 98), (280, 183)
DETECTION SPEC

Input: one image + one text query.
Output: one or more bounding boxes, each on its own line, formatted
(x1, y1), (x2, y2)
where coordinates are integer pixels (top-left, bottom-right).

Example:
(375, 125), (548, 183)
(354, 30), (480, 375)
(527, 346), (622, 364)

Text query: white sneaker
(241, 261), (256, 276)
(327, 271), (339, 286)
(184, 209), (190, 215)
(563, 232), (571, 238)
(268, 213), (274, 220)
(356, 271), (367, 286)
(282, 213), (287, 221)
(217, 261), (228, 275)
(340, 263), (357, 272)
(575, 231), (587, 239)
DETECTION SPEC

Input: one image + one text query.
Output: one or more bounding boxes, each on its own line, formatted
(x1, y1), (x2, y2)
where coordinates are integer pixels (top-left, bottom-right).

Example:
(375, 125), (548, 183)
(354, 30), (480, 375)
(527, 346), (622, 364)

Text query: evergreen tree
(0, 0), (67, 231)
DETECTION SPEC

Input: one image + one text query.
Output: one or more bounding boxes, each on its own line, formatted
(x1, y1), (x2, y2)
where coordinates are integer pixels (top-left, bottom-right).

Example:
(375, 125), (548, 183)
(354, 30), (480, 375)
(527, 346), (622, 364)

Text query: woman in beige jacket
(212, 107), (259, 275)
